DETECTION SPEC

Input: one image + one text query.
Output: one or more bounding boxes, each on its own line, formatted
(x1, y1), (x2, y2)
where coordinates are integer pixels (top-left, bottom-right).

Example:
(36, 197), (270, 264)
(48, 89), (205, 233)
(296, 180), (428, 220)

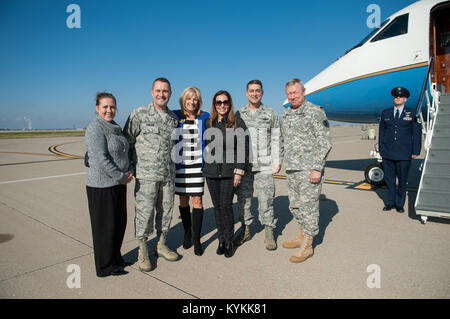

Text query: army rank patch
(323, 120), (329, 128)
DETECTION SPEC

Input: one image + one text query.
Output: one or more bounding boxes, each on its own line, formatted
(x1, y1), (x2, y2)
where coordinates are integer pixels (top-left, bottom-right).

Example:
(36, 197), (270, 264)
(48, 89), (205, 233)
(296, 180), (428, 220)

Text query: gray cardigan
(85, 115), (130, 188)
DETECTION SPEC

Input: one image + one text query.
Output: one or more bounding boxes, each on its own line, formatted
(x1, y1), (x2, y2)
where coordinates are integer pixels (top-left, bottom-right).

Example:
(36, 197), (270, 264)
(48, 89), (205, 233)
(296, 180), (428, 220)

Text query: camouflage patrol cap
(391, 87), (410, 98)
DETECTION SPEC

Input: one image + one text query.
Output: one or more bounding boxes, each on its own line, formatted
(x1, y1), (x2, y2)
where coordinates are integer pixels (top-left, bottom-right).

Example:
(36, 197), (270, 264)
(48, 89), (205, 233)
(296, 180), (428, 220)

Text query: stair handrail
(416, 56), (434, 118)
(424, 79), (441, 151)
(415, 56), (438, 213)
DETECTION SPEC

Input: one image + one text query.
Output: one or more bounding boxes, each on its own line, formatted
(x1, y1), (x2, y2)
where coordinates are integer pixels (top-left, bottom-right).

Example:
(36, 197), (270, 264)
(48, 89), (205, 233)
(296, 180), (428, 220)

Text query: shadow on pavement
(314, 195), (339, 248)
(326, 158), (423, 186)
(123, 192), (341, 267)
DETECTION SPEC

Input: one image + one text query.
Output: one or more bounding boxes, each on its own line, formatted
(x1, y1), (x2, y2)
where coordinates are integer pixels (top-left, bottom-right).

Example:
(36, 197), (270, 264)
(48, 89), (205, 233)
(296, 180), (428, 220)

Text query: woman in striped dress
(174, 87), (209, 256)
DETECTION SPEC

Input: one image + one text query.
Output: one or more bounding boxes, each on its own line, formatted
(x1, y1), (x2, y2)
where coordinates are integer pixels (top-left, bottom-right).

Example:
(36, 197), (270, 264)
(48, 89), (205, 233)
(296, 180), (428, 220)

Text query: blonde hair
(179, 86), (203, 117)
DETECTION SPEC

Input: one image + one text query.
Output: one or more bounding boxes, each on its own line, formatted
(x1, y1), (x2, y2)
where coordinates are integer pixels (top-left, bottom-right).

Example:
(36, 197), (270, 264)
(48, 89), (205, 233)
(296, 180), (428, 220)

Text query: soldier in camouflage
(281, 78), (332, 263)
(235, 80), (282, 250)
(123, 78), (180, 271)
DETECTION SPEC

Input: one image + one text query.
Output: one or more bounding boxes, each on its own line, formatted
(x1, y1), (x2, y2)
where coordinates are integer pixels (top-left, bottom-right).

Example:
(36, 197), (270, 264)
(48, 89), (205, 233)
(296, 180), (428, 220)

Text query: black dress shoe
(224, 242), (234, 258)
(396, 206), (405, 213)
(216, 242), (224, 255)
(194, 242), (203, 256)
(383, 205), (394, 211)
(110, 266), (128, 276)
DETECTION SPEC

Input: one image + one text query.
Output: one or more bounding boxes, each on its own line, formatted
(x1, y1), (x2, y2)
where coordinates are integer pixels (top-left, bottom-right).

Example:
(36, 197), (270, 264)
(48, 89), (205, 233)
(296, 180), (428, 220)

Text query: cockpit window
(371, 13), (409, 42)
(344, 19), (390, 55)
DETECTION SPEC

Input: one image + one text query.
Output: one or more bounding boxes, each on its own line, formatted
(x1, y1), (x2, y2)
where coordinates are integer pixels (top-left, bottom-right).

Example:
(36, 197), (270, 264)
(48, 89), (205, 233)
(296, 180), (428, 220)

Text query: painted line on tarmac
(48, 141), (84, 159)
(0, 172), (86, 185)
(0, 158), (77, 167)
(273, 175), (418, 191)
(351, 181), (418, 192)
(0, 151), (59, 157)
(274, 175), (355, 185)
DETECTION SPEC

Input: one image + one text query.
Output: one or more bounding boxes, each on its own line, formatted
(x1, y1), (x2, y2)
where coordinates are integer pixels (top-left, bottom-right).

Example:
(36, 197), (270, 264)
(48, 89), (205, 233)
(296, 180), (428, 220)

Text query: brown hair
(152, 77), (171, 91)
(209, 90), (236, 128)
(95, 92), (116, 106)
(246, 79), (263, 91)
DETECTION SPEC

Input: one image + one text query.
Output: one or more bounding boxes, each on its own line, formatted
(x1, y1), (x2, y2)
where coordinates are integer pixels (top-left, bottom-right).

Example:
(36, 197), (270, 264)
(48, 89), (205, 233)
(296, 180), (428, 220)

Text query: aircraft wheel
(364, 162), (385, 186)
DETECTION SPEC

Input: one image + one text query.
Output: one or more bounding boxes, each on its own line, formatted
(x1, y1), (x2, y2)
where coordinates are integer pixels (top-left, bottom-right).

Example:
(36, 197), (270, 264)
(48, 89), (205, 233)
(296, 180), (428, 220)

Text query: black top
(202, 114), (249, 178)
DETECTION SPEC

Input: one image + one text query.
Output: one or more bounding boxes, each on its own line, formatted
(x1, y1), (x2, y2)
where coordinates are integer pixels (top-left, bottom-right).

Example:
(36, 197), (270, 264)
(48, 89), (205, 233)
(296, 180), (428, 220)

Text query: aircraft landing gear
(364, 162), (385, 186)
(365, 143), (385, 186)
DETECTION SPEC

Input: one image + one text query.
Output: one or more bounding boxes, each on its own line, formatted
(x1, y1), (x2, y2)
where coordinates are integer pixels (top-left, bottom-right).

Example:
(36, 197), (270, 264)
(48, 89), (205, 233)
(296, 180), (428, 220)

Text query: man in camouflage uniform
(123, 77), (180, 271)
(281, 78), (332, 263)
(235, 80), (282, 250)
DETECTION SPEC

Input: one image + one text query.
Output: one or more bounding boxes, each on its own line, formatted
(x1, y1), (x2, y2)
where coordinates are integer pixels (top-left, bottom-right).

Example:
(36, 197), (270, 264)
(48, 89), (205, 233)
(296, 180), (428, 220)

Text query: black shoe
(396, 206), (405, 213)
(216, 242), (225, 255)
(194, 242), (203, 256)
(383, 205), (395, 211)
(110, 266), (128, 276)
(183, 229), (192, 249)
(224, 242), (234, 258)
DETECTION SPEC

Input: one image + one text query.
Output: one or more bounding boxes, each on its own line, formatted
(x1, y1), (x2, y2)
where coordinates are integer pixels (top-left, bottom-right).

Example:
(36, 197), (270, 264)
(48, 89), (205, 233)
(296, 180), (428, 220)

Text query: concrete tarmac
(0, 126), (449, 299)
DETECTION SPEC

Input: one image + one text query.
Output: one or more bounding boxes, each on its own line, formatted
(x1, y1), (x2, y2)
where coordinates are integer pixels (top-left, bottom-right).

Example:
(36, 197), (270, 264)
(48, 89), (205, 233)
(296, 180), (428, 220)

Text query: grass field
(0, 130), (85, 138)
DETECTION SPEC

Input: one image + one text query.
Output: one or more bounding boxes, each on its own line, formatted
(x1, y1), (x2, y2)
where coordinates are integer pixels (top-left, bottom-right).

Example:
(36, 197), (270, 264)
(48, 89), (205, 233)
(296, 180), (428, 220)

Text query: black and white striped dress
(175, 119), (204, 196)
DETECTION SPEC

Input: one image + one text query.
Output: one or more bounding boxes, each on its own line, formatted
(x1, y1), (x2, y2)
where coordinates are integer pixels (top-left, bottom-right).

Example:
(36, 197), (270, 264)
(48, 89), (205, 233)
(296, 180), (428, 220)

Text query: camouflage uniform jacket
(281, 100), (332, 172)
(123, 102), (179, 181)
(236, 104), (282, 172)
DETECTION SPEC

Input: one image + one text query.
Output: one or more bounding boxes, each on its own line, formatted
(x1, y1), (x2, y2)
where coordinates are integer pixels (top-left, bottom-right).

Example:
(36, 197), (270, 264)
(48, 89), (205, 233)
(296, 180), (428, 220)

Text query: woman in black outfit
(203, 90), (249, 258)
(85, 92), (133, 277)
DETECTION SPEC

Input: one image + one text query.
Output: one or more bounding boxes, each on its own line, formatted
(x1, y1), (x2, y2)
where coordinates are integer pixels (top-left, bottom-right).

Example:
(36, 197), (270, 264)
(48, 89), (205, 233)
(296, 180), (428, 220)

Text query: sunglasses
(215, 100), (230, 106)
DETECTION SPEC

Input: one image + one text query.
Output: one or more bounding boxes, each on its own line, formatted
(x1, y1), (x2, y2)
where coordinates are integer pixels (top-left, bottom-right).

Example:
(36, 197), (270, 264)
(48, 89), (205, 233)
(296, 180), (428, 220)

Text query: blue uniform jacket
(379, 107), (422, 160)
(173, 110), (210, 170)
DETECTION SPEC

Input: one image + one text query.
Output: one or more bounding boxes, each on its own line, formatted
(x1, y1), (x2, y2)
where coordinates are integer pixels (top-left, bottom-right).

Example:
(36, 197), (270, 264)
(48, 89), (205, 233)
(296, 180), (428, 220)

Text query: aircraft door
(431, 5), (450, 93)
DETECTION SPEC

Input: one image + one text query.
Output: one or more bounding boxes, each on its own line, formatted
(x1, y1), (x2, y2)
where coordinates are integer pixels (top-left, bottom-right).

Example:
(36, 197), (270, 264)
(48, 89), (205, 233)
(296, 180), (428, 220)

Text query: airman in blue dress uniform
(379, 87), (422, 213)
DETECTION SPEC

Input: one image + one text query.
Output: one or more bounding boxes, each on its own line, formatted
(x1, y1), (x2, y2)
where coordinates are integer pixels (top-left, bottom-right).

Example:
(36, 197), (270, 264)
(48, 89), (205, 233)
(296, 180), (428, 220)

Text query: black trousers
(86, 185), (127, 277)
(383, 158), (411, 208)
(206, 177), (235, 243)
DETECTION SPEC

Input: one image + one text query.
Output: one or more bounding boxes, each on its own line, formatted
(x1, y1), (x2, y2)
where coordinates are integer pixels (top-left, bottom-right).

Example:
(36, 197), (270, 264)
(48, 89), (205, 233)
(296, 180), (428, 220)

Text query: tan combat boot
(137, 239), (151, 272)
(289, 234), (314, 263)
(282, 225), (305, 249)
(264, 226), (277, 250)
(233, 224), (251, 246)
(157, 232), (179, 262)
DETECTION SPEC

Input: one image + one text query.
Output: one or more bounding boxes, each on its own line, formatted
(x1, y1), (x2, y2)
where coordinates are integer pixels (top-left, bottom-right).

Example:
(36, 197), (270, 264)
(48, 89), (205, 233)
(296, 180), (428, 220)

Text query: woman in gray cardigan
(85, 92), (133, 277)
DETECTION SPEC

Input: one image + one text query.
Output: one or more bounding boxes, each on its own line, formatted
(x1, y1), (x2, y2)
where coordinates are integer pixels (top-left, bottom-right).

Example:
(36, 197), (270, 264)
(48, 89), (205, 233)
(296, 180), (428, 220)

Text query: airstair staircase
(415, 92), (450, 224)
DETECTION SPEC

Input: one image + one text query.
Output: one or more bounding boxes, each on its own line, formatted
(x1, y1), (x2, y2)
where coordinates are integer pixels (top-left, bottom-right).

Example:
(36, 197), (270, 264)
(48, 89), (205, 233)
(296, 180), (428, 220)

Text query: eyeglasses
(215, 100), (230, 106)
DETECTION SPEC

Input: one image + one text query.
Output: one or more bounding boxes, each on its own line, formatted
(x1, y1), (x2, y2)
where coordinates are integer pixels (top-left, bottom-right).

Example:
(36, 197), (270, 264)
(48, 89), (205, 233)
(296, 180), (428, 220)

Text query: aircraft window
(344, 19), (390, 55)
(371, 13), (409, 42)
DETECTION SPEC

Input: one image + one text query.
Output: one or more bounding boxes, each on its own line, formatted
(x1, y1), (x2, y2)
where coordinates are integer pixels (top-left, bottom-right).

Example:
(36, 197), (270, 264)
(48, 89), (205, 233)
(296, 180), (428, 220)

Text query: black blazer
(203, 114), (249, 178)
(379, 107), (422, 160)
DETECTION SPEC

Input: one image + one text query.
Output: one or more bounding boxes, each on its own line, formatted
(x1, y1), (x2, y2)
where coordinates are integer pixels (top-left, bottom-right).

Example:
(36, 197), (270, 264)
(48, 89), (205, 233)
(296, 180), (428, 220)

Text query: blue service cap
(391, 87), (410, 98)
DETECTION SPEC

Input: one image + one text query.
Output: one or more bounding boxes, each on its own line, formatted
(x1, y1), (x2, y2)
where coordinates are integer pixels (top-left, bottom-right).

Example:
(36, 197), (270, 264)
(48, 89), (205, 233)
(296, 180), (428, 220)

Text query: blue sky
(0, 0), (415, 129)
